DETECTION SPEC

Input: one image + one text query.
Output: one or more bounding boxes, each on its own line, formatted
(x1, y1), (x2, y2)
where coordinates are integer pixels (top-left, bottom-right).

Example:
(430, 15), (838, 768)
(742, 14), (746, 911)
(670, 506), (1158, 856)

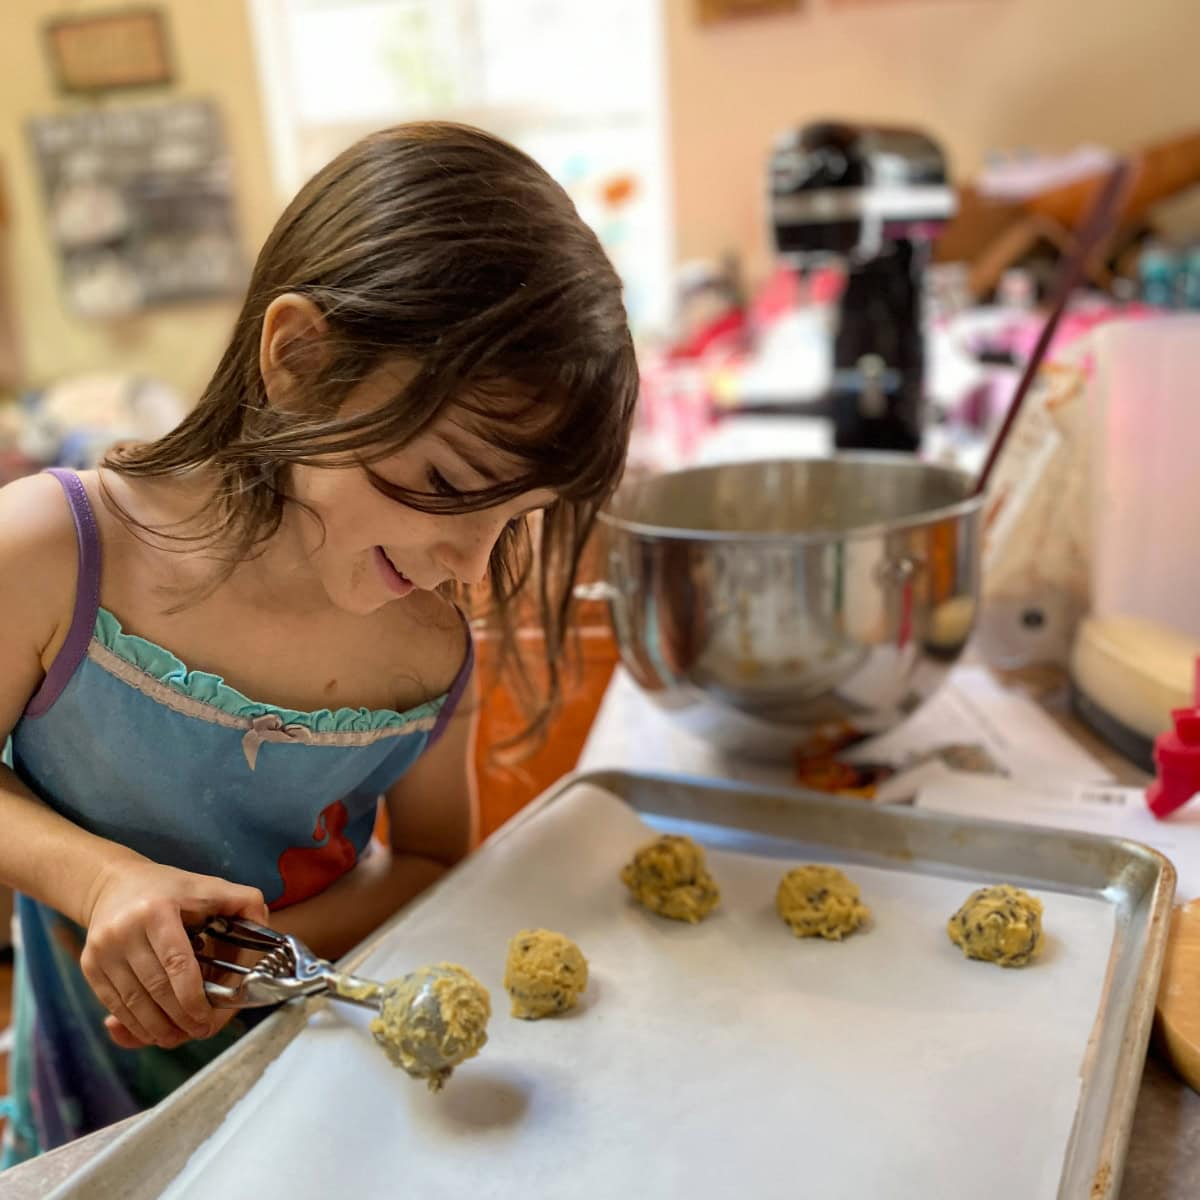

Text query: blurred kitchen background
(2, 0), (1200, 868)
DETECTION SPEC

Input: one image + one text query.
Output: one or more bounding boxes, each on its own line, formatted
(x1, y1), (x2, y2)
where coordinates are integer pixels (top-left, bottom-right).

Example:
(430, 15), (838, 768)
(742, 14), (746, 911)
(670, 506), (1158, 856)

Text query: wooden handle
(1156, 898), (1200, 1092)
(972, 159), (1130, 499)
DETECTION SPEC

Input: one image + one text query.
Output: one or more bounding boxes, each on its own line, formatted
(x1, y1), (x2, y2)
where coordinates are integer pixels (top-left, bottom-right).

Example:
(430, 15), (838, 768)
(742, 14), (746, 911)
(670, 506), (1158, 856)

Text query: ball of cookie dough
(620, 834), (720, 924)
(947, 884), (1044, 967)
(504, 929), (589, 1019)
(776, 865), (871, 940)
(370, 963), (490, 1091)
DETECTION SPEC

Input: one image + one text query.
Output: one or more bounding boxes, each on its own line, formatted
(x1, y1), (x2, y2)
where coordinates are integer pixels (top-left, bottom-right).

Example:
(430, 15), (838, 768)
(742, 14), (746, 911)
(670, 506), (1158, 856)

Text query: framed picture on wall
(28, 99), (245, 318)
(694, 0), (801, 23)
(44, 8), (172, 94)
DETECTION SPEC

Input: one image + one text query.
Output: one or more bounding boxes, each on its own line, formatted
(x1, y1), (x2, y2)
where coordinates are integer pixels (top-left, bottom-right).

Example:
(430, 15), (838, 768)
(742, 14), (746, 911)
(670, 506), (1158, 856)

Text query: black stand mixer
(770, 121), (954, 451)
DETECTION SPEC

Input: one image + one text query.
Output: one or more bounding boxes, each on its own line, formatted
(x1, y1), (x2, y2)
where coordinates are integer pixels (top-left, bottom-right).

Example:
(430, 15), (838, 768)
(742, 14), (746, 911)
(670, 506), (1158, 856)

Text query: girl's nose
(436, 511), (509, 586)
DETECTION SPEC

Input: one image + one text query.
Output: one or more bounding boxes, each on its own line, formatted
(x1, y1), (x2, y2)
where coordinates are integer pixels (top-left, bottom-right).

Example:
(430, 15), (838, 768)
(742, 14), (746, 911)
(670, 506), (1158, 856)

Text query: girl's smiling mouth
(374, 546), (415, 597)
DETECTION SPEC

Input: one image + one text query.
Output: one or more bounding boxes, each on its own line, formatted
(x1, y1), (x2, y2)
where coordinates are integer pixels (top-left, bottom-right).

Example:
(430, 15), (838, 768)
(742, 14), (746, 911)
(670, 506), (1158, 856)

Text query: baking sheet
(916, 772), (1200, 903)
(158, 781), (1117, 1200)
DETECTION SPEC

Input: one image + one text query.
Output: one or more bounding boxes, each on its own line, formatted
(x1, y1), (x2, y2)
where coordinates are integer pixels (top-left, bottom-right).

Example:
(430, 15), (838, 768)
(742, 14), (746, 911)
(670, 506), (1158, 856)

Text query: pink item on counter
(634, 359), (719, 469)
(666, 307), (748, 362)
(746, 263), (845, 331)
(748, 264), (801, 327)
(1005, 302), (1158, 363)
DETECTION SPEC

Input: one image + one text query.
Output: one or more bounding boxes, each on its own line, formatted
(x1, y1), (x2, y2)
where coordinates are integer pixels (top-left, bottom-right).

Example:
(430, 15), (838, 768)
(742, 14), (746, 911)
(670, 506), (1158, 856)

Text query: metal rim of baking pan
(41, 768), (1175, 1200)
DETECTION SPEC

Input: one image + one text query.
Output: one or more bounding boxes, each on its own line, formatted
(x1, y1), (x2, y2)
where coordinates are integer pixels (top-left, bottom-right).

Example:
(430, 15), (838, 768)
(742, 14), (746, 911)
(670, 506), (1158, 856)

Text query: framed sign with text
(694, 0), (800, 23)
(44, 8), (172, 94)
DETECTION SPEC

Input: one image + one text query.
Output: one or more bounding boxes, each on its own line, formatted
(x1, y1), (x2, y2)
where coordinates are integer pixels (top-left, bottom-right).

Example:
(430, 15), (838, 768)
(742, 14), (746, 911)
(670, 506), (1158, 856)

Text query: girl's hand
(102, 929), (264, 1050)
(80, 859), (267, 1049)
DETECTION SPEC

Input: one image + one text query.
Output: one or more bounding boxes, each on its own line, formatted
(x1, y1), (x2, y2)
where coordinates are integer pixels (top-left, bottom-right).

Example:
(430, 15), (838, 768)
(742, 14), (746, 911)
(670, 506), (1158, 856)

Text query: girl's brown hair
(104, 122), (638, 747)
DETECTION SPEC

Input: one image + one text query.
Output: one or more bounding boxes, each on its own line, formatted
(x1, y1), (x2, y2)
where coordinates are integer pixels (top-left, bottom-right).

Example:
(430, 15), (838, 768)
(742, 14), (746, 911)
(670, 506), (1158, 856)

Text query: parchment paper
(161, 783), (1116, 1200)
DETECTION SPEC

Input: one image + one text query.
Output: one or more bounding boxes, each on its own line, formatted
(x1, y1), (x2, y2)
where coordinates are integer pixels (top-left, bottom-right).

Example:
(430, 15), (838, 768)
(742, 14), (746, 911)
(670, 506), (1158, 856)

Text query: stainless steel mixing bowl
(597, 455), (983, 760)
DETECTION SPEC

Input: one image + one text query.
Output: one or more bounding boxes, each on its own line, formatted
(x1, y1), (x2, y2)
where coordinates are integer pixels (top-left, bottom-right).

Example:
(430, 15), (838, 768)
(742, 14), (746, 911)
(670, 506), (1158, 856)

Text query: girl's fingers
(104, 1014), (150, 1050)
(217, 885), (269, 925)
(99, 961), (187, 1048)
(89, 970), (163, 1049)
(143, 914), (216, 1037)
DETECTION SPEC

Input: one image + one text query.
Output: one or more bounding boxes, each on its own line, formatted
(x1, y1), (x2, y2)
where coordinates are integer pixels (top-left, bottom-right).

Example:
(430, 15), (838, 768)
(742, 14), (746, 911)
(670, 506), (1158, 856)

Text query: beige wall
(665, 0), (1200, 283)
(0, 0), (277, 399)
(5, 0), (1199, 397)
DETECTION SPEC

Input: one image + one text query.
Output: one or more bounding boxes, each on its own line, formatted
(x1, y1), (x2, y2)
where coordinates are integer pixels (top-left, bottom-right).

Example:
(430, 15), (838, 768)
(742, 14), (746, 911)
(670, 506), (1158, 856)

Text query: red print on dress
(273, 800), (358, 908)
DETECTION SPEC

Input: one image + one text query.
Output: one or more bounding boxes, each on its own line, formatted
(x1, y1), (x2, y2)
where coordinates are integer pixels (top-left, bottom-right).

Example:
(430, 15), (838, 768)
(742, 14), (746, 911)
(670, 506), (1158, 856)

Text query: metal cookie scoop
(197, 917), (490, 1090)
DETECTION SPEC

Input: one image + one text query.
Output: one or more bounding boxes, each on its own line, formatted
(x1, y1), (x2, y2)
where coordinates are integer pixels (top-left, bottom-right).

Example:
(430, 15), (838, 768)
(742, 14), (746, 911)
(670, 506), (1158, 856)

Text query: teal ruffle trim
(93, 607), (444, 732)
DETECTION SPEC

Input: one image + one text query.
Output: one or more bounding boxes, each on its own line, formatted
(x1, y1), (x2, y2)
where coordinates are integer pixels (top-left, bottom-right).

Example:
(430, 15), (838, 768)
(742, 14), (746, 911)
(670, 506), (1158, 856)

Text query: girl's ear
(259, 293), (330, 408)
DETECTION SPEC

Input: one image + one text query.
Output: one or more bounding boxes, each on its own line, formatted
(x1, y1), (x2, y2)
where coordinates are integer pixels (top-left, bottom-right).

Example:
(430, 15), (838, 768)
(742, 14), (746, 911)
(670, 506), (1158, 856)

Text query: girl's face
(286, 375), (556, 617)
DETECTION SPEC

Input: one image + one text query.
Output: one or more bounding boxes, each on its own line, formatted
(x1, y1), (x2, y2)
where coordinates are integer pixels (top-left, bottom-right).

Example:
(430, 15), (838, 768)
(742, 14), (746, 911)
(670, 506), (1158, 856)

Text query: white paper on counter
(916, 769), (1200, 902)
(579, 665), (1113, 802)
(577, 667), (800, 788)
(163, 783), (1116, 1200)
(844, 666), (1112, 793)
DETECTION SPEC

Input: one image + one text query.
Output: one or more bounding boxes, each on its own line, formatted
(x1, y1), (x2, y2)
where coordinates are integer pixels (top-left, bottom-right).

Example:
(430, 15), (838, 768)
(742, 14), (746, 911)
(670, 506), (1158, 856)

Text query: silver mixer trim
(773, 185), (956, 225)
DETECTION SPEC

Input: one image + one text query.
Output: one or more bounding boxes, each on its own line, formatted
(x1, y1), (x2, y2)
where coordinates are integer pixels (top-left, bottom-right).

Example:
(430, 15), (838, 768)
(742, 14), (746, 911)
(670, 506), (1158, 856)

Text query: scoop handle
(322, 970), (386, 1011)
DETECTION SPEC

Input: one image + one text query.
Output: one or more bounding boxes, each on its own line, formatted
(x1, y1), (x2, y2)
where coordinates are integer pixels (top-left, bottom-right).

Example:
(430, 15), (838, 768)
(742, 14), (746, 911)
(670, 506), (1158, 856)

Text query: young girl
(0, 121), (637, 1166)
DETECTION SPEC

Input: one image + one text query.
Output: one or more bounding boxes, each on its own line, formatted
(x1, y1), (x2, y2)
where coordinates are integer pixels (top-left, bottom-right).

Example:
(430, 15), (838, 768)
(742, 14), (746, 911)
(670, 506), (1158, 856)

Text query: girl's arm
(0, 477), (268, 1049)
(268, 671), (480, 961)
(0, 476), (118, 926)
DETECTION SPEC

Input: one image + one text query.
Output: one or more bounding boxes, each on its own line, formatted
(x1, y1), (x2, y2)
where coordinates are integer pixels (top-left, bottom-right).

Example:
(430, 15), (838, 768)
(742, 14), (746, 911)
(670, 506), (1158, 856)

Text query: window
(250, 0), (672, 333)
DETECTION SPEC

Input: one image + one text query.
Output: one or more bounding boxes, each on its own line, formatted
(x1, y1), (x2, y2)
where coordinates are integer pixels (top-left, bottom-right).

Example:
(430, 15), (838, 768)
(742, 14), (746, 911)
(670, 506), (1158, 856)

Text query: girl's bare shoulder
(0, 472), (81, 651)
(0, 472), (80, 588)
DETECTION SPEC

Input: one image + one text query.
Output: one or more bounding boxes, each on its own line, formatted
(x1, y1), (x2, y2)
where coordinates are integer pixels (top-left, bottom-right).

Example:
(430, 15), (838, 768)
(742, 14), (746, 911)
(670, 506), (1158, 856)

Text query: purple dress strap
(425, 611), (475, 750)
(24, 469), (103, 718)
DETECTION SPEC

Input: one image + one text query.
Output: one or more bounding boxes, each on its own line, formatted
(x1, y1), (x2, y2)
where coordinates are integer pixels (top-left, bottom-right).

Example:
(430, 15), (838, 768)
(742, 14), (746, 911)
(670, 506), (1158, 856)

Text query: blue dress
(1, 469), (472, 1167)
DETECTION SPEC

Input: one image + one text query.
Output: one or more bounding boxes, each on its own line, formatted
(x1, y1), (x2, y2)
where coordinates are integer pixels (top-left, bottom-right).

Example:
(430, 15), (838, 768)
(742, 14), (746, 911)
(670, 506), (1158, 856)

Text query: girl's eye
(426, 467), (463, 497)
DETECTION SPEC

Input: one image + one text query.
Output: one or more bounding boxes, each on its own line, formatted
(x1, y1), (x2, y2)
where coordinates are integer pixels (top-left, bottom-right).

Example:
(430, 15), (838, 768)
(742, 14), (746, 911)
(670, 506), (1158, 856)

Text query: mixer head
(770, 121), (954, 261)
